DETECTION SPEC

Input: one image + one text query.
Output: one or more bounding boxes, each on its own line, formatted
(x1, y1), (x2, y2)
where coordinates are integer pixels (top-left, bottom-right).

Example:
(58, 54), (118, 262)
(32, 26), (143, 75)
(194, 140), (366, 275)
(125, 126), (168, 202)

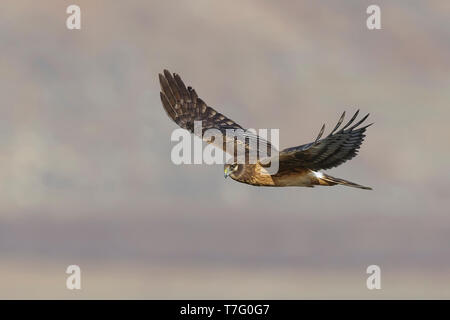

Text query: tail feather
(317, 173), (372, 190)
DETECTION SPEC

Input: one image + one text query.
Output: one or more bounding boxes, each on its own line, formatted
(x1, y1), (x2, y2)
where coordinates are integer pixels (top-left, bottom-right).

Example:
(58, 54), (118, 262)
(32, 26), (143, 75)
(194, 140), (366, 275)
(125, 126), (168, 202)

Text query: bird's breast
(233, 165), (314, 187)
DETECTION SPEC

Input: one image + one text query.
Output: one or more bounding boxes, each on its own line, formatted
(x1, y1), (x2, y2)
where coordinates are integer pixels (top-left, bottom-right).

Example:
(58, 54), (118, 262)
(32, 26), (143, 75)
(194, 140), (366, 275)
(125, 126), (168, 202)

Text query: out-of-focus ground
(0, 0), (449, 298)
(3, 259), (450, 299)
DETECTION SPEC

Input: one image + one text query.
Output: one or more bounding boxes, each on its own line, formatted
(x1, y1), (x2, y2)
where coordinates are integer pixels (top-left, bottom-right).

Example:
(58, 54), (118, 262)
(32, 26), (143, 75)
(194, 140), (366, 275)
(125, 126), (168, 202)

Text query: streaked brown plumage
(159, 69), (372, 190)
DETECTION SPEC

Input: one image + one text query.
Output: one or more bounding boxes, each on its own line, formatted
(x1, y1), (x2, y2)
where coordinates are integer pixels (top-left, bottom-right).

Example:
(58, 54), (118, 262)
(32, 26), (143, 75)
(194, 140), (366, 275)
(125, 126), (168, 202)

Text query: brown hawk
(159, 69), (372, 190)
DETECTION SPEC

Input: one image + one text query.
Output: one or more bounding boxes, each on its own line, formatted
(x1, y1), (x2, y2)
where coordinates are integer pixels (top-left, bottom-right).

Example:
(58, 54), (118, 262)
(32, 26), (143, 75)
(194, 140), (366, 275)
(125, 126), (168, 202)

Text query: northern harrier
(159, 70), (372, 190)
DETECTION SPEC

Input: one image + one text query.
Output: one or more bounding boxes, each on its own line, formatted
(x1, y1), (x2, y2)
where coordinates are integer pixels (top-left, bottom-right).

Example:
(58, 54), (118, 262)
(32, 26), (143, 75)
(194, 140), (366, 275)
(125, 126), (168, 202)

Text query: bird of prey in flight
(159, 69), (372, 190)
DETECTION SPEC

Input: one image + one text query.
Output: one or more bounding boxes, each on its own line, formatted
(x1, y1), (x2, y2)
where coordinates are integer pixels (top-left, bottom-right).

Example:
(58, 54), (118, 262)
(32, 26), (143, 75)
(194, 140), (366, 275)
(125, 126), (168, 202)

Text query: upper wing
(278, 110), (372, 171)
(159, 69), (274, 158)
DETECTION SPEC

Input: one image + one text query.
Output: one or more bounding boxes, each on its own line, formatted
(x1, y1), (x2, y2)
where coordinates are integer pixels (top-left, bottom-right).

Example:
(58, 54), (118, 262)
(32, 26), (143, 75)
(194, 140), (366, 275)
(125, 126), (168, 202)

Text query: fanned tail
(317, 173), (372, 190)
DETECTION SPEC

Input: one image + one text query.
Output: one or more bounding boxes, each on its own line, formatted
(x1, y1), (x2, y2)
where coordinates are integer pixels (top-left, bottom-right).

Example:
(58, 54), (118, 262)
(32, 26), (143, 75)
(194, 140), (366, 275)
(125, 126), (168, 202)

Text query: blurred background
(0, 0), (449, 299)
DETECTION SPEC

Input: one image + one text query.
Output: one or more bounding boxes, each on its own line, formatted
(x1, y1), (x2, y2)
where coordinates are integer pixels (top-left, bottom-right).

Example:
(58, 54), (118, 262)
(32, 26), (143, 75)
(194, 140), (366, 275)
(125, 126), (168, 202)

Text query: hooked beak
(224, 167), (231, 179)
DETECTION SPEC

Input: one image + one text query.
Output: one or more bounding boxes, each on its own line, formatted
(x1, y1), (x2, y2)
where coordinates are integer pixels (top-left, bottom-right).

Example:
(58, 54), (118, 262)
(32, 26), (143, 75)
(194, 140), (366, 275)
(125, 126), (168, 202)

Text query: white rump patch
(314, 171), (324, 178)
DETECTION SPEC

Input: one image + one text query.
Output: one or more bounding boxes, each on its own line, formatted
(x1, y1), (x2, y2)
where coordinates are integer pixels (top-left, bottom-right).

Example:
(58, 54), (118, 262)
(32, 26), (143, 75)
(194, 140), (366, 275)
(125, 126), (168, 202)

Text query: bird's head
(224, 163), (241, 179)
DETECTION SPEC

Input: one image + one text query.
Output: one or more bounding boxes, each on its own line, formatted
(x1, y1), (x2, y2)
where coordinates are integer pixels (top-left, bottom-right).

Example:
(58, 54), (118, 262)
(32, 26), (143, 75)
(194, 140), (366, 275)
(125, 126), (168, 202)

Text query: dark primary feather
(159, 70), (242, 133)
(159, 69), (274, 158)
(278, 110), (373, 170)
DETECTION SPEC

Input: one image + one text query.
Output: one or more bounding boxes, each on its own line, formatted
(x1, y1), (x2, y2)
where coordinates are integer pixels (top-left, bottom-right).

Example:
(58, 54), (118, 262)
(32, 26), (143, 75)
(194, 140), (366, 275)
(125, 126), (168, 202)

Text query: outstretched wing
(278, 110), (372, 170)
(159, 69), (274, 158)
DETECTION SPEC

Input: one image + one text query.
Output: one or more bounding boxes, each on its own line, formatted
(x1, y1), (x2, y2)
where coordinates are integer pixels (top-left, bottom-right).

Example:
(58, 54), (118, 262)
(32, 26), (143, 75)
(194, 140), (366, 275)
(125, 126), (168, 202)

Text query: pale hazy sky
(0, 0), (449, 298)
